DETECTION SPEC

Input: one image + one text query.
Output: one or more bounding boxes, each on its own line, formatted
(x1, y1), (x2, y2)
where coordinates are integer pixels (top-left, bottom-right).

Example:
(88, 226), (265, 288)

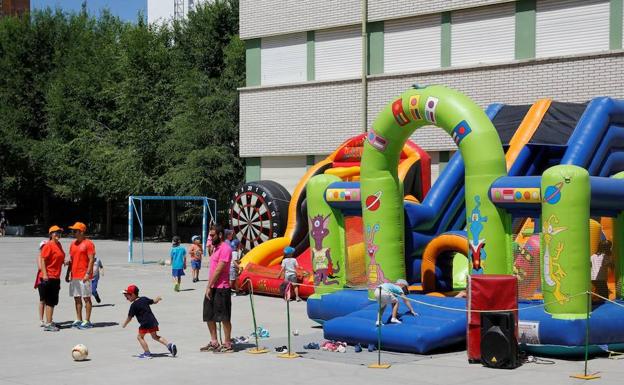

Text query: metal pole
(128, 196), (133, 263)
(202, 199), (208, 257)
(361, 0), (368, 133)
(286, 298), (292, 354)
(376, 286), (382, 365)
(584, 291), (590, 376)
(140, 198), (144, 264)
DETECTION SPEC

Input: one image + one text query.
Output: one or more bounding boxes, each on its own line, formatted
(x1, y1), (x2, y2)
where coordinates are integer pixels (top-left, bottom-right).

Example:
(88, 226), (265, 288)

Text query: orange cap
(48, 225), (63, 234)
(68, 222), (87, 233)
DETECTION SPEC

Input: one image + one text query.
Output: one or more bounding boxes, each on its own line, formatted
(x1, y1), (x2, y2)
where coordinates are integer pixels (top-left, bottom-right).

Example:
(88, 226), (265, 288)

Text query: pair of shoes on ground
(275, 345), (289, 353)
(250, 327), (269, 338)
(71, 320), (93, 329)
(303, 342), (320, 350)
(231, 336), (249, 344)
(321, 340), (347, 352)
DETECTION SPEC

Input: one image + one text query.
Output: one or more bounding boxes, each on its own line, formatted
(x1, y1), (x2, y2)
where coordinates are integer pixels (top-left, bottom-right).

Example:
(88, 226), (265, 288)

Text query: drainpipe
(361, 0), (368, 133)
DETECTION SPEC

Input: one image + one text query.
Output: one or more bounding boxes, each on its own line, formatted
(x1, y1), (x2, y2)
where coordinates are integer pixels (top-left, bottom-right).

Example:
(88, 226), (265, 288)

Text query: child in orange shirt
(189, 235), (203, 283)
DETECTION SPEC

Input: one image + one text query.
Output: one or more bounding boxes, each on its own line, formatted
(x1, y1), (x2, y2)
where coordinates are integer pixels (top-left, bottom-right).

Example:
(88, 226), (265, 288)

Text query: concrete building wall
(241, 50), (624, 157)
(239, 0), (516, 39)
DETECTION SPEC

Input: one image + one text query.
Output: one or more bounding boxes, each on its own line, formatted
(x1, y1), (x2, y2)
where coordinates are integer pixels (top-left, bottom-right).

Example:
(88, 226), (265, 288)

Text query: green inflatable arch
(360, 85), (513, 290)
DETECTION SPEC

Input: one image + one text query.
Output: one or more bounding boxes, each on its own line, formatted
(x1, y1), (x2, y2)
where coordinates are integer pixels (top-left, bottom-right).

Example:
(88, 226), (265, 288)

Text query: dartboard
(229, 181), (290, 251)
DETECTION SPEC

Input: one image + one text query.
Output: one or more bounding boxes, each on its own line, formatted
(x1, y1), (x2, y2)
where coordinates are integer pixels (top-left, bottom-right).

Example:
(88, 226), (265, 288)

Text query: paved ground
(1, 236), (623, 385)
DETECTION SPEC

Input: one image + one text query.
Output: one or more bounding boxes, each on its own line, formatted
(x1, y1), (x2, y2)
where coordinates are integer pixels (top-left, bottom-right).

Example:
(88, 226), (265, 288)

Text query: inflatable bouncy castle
(305, 85), (624, 356)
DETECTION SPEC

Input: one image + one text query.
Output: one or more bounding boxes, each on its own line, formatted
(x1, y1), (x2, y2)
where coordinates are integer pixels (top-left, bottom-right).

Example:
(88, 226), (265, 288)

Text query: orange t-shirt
(189, 244), (203, 261)
(40, 241), (66, 279)
(70, 239), (95, 279)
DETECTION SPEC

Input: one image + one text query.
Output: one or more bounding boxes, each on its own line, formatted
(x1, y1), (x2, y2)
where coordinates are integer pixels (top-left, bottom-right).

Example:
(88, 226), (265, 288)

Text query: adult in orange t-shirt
(68, 222), (96, 329)
(39, 225), (66, 332)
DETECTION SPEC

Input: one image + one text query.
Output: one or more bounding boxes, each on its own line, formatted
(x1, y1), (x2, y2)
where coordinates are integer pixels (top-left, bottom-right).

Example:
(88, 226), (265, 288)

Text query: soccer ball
(72, 344), (88, 361)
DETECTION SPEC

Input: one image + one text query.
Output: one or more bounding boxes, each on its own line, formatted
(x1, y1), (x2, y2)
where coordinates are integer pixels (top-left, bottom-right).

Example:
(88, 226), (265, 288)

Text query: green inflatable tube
(306, 174), (347, 296)
(360, 85), (511, 292)
(540, 165), (590, 319)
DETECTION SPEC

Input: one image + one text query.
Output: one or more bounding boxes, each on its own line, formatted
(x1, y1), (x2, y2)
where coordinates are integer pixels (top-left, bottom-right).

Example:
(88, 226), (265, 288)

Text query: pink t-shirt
(209, 242), (232, 289)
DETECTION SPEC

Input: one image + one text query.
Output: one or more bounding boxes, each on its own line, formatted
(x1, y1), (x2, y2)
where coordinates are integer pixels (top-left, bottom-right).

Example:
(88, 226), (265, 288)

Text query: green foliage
(0, 1), (244, 221)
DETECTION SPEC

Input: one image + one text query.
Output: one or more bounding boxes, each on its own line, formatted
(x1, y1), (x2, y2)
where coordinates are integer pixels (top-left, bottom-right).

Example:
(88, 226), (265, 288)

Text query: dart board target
(229, 181), (291, 251)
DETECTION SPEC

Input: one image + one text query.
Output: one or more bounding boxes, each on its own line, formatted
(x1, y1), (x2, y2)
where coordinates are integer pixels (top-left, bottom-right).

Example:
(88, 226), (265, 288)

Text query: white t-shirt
(93, 257), (103, 277)
(590, 253), (610, 281)
(281, 258), (299, 277)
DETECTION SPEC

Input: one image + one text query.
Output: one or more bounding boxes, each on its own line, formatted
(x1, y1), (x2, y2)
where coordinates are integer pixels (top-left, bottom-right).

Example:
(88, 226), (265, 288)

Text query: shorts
(373, 289), (396, 308)
(229, 266), (239, 281)
(37, 284), (45, 301)
(191, 260), (202, 270)
(285, 273), (298, 283)
(39, 279), (61, 306)
(139, 326), (159, 335)
(203, 288), (232, 323)
(69, 279), (92, 298)
(172, 268), (185, 278)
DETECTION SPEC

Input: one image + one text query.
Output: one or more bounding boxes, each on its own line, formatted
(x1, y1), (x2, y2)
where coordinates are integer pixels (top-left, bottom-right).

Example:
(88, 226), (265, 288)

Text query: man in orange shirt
(68, 222), (96, 329)
(39, 225), (66, 332)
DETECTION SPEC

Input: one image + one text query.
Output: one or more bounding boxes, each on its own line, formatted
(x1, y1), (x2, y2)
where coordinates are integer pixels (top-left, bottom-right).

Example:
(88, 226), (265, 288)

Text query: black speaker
(480, 311), (520, 369)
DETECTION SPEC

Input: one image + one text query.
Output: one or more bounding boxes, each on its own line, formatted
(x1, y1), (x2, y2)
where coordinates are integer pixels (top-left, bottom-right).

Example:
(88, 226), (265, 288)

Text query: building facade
(0, 0), (29, 17)
(147, 0), (206, 25)
(239, 0), (624, 192)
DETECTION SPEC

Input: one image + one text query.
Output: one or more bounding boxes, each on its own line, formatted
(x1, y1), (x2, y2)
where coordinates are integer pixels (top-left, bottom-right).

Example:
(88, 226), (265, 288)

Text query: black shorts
(39, 279), (61, 307)
(203, 288), (231, 322)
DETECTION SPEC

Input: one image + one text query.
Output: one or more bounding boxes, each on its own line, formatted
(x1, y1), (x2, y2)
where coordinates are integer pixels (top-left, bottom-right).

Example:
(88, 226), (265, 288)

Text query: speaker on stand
(480, 311), (520, 369)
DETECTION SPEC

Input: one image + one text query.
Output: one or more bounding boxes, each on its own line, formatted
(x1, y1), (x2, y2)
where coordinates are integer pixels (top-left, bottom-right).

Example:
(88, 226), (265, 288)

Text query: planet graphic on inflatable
(365, 191), (382, 211)
(543, 181), (564, 205)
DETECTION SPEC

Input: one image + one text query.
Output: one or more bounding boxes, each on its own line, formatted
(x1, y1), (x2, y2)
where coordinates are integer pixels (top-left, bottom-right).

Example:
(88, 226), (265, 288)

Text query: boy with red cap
(68, 222), (96, 329)
(122, 285), (177, 359)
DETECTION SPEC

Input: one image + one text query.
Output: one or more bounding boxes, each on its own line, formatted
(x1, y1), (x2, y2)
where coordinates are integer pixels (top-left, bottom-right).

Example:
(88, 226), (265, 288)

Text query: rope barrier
(290, 280), (593, 314)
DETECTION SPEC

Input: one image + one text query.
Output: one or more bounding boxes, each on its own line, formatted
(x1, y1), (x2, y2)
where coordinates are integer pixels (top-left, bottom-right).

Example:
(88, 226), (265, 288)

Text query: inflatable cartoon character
(309, 214), (340, 286)
(469, 196), (488, 274)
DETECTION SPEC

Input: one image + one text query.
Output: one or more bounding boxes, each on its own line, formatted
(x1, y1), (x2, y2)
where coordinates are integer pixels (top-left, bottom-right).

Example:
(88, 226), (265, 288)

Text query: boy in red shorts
(121, 285), (177, 359)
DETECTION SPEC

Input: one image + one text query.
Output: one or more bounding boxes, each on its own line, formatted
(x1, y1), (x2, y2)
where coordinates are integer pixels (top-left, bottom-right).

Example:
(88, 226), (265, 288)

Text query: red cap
(122, 285), (139, 295)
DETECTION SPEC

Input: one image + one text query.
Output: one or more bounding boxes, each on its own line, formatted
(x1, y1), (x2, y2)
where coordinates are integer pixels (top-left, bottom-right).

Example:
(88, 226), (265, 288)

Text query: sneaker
(79, 321), (93, 329)
(71, 320), (82, 328)
(275, 345), (288, 353)
(296, 297), (302, 302)
(390, 317), (402, 324)
(43, 324), (59, 332)
(368, 343), (376, 352)
(167, 343), (177, 357)
(94, 293), (101, 303)
(174, 284), (180, 292)
(303, 343), (319, 350)
(375, 320), (382, 326)
(200, 343), (220, 352)
(137, 352), (152, 359)
(215, 344), (234, 354)
(40, 320), (45, 327)
(354, 343), (362, 353)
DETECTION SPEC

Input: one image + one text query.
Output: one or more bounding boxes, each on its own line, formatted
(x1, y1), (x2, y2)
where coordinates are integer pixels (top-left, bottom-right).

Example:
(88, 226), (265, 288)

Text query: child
(229, 239), (242, 295)
(373, 279), (418, 325)
(189, 235), (203, 283)
(591, 239), (613, 300)
(92, 256), (104, 303)
(170, 236), (186, 292)
(206, 225), (216, 256)
(279, 246), (302, 302)
(121, 285), (177, 359)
